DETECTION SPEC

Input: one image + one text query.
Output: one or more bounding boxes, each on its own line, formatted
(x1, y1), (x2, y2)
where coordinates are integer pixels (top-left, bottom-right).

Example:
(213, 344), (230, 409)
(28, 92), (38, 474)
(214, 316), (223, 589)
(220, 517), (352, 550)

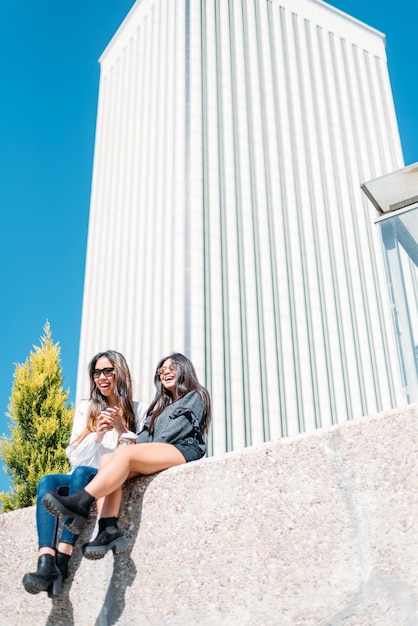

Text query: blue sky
(0, 0), (417, 494)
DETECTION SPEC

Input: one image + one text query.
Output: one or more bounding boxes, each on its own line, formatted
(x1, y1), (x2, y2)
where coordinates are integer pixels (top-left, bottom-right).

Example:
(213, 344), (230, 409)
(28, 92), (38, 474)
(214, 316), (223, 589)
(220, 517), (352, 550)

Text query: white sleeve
(66, 431), (118, 469)
(67, 400), (91, 444)
(66, 400), (118, 470)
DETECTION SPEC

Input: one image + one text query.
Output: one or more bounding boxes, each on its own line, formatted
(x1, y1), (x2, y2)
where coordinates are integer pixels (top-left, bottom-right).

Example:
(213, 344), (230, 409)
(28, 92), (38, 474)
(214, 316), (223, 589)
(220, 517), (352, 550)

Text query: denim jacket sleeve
(137, 391), (206, 450)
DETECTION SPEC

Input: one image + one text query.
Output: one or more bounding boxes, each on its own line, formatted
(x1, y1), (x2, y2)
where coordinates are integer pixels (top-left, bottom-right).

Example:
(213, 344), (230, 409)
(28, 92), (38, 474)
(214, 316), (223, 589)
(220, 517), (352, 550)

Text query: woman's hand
(93, 409), (116, 442)
(99, 406), (127, 437)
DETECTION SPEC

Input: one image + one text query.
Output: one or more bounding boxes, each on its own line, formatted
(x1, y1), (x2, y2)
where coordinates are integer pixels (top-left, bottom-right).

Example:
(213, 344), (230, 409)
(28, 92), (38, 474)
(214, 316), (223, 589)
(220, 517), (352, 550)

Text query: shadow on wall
(45, 475), (155, 626)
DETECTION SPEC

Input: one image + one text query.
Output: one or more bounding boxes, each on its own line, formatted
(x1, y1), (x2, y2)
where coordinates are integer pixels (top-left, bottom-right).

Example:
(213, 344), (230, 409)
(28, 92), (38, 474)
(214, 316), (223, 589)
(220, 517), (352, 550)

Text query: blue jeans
(36, 466), (98, 549)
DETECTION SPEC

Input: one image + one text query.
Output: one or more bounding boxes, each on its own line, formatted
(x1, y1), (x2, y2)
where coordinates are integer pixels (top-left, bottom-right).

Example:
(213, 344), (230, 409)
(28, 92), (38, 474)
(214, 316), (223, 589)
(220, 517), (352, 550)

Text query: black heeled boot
(56, 551), (71, 582)
(82, 517), (129, 560)
(42, 488), (95, 534)
(22, 554), (62, 598)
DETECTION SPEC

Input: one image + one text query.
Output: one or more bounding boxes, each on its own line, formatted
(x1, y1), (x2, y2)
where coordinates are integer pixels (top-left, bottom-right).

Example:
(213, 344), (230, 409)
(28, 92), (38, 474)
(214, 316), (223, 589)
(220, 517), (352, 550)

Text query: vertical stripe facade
(77, 0), (405, 455)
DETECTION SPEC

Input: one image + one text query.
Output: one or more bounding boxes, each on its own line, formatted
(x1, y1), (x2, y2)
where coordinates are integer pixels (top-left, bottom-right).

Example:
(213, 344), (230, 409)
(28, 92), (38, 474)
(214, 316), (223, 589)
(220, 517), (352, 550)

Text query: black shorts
(172, 437), (205, 463)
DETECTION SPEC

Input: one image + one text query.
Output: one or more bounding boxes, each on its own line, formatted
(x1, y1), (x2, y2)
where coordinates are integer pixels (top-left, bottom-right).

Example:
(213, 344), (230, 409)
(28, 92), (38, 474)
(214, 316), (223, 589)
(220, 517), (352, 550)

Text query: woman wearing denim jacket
(23, 350), (146, 597)
(42, 352), (211, 561)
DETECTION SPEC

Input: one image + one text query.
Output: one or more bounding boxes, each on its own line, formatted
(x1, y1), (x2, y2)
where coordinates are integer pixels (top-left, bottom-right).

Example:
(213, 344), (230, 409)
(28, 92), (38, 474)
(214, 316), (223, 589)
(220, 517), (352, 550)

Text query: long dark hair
(147, 352), (211, 436)
(71, 350), (136, 445)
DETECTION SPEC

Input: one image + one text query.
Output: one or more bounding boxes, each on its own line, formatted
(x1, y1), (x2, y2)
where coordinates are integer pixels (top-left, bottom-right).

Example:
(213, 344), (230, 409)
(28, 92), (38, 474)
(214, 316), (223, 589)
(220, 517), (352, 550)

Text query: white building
(77, 0), (404, 454)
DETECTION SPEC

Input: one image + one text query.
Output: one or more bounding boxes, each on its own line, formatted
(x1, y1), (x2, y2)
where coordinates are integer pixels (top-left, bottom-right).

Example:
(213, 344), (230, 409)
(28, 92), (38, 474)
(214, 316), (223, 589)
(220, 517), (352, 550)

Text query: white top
(66, 399), (147, 471)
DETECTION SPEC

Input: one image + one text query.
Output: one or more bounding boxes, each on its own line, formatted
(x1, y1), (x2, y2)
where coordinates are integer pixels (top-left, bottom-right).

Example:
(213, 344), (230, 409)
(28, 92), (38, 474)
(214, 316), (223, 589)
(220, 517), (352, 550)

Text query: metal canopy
(361, 162), (418, 215)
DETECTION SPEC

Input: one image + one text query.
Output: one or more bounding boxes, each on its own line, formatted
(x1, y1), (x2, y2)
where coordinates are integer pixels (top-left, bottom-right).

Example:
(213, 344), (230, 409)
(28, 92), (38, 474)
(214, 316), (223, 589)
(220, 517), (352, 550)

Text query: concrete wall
(1, 404), (417, 625)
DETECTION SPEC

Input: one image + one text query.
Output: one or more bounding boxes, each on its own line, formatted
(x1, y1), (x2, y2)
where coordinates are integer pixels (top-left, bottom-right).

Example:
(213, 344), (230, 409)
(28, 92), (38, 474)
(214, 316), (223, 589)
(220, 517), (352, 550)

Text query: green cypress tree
(0, 321), (73, 512)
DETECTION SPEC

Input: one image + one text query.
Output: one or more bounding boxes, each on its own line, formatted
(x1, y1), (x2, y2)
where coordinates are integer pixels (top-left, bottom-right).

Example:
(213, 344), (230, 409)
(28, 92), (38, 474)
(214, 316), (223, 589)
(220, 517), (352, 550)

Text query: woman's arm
(149, 391), (206, 444)
(66, 401), (118, 469)
(66, 430), (118, 468)
(67, 400), (91, 444)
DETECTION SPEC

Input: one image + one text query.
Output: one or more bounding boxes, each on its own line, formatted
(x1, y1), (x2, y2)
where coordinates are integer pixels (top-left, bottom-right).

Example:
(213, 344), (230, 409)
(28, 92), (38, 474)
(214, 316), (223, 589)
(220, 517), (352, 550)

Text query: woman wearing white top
(23, 350), (146, 598)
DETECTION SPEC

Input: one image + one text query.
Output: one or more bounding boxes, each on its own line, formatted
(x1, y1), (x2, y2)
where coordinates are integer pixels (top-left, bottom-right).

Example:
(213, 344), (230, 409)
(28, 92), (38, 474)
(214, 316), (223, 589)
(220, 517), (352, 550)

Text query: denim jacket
(137, 390), (207, 456)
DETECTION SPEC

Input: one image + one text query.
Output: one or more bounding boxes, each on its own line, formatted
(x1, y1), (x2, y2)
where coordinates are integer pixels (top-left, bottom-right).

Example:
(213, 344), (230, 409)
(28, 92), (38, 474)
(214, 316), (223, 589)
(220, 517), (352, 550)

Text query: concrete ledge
(1, 404), (418, 625)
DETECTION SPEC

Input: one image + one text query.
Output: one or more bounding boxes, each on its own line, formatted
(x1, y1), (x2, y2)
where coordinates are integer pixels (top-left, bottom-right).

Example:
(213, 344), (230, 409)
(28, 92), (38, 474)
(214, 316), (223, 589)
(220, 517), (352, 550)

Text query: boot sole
(22, 573), (62, 597)
(42, 492), (87, 534)
(22, 578), (44, 595)
(82, 536), (129, 560)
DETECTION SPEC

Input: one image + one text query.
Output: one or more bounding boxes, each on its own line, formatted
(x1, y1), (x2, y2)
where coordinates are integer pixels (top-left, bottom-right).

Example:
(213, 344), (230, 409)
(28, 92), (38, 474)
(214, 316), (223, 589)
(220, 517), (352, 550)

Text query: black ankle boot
(42, 488), (95, 534)
(22, 554), (62, 598)
(82, 518), (128, 560)
(56, 551), (71, 581)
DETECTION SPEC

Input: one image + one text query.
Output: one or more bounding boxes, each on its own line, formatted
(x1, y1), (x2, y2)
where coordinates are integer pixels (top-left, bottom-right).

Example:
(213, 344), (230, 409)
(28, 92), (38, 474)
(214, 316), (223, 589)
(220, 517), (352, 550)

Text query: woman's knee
(71, 466), (94, 480)
(98, 452), (114, 469)
(37, 474), (57, 498)
(37, 473), (70, 499)
(101, 445), (134, 471)
(70, 466), (98, 491)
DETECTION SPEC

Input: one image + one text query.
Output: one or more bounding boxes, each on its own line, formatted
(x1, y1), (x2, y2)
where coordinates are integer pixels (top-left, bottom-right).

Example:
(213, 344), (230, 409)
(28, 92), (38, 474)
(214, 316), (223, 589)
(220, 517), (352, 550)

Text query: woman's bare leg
(99, 489), (123, 518)
(56, 542), (72, 556)
(95, 496), (106, 519)
(95, 454), (116, 517)
(84, 443), (185, 502)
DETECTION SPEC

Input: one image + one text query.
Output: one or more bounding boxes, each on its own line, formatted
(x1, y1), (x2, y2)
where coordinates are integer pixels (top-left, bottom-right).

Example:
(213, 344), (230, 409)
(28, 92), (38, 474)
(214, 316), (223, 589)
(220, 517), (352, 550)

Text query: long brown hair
(147, 353), (211, 435)
(71, 350), (136, 445)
